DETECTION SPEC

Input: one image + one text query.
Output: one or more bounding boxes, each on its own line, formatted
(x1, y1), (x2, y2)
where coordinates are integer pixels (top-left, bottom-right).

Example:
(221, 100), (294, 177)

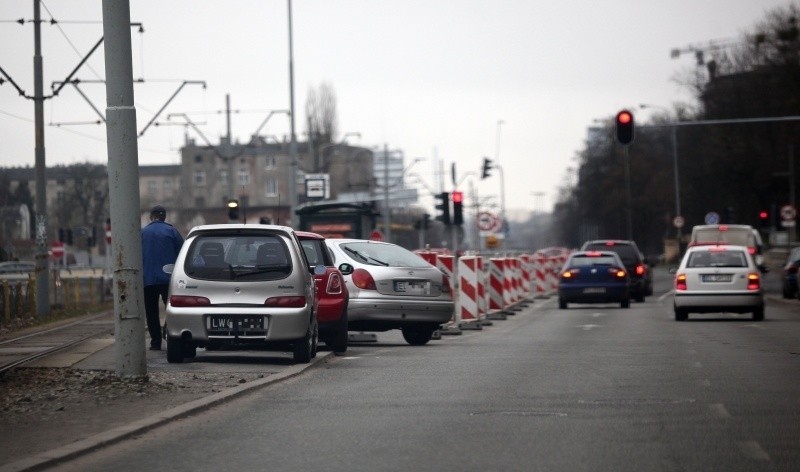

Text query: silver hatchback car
(325, 238), (454, 345)
(165, 224), (318, 363)
(672, 244), (765, 321)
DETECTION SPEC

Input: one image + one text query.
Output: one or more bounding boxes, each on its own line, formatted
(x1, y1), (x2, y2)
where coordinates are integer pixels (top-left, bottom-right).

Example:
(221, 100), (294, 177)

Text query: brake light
(264, 296), (307, 308)
(609, 267), (627, 279)
(604, 241), (615, 246)
(675, 273), (687, 291)
(719, 225), (728, 231)
(326, 272), (344, 294)
(561, 269), (578, 279)
(747, 246), (756, 255)
(635, 264), (645, 276)
(352, 268), (377, 290)
(586, 251), (602, 257)
(747, 273), (760, 291)
(169, 295), (210, 307)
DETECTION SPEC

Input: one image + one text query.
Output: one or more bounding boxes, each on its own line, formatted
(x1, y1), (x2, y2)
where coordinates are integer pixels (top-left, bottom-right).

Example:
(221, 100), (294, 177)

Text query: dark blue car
(558, 250), (631, 309)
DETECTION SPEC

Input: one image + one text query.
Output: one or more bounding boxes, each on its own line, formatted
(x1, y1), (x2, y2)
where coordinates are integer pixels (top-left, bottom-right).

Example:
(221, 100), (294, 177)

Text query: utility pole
(32, 0), (50, 317)
(287, 0), (298, 227)
(103, 0), (146, 377)
(383, 144), (391, 243)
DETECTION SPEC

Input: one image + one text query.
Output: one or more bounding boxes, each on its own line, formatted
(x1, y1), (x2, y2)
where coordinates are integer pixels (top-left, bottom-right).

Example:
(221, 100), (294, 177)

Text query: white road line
(709, 403), (731, 419)
(737, 440), (771, 461)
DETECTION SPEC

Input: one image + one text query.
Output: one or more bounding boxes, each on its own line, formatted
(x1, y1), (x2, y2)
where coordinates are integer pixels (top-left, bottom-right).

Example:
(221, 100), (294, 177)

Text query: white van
(689, 224), (764, 266)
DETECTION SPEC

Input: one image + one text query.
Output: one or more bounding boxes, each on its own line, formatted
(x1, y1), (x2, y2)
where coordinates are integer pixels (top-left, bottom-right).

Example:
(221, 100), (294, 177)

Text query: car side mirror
(338, 263), (354, 275)
(163, 264), (174, 274)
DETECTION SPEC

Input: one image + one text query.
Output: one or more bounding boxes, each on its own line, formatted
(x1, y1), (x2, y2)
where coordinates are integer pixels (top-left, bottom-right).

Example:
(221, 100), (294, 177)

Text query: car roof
(295, 231), (325, 240)
(186, 223), (295, 237)
(685, 244), (750, 253)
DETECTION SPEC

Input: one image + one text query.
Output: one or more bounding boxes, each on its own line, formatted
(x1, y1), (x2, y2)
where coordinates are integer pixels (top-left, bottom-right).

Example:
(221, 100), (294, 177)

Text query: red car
(296, 231), (348, 353)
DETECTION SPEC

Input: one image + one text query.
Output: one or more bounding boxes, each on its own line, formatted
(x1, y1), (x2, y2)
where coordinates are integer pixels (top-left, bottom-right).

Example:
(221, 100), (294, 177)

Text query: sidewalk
(0, 328), (333, 472)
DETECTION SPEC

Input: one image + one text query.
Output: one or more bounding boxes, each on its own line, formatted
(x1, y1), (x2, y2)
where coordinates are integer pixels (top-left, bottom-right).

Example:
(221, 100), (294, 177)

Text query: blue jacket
(141, 220), (184, 287)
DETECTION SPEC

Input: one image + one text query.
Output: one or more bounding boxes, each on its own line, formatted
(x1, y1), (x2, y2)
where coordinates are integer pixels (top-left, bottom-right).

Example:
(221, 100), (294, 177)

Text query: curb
(0, 351), (334, 472)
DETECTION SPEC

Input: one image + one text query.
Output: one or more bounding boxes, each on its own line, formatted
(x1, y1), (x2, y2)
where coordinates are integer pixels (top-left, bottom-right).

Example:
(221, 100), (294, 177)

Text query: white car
(672, 244), (765, 321)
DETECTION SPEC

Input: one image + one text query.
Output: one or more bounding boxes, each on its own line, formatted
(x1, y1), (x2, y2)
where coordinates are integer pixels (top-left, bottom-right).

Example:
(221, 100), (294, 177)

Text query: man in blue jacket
(141, 205), (184, 350)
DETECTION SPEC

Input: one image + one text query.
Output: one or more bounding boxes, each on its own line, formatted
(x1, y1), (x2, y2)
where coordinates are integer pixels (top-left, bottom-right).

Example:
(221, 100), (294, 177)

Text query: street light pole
(287, 0), (298, 227)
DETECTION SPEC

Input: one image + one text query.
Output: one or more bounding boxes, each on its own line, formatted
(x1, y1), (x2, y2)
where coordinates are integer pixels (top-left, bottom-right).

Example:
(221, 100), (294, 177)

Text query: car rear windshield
(570, 255), (618, 266)
(687, 250), (747, 268)
(339, 242), (430, 267)
(184, 234), (293, 281)
(692, 228), (753, 246)
(583, 243), (639, 264)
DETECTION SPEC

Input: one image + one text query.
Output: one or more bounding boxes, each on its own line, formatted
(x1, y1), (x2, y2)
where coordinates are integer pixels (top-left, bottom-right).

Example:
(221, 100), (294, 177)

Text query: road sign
(780, 204), (796, 221)
(704, 212), (720, 225)
(485, 234), (500, 249)
(51, 241), (64, 259)
(369, 230), (384, 242)
(673, 216), (685, 228)
(476, 212), (497, 231)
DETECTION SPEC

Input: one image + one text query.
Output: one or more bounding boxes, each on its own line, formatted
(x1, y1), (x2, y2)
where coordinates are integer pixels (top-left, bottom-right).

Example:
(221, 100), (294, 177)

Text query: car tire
(401, 325), (435, 346)
(166, 336), (185, 363)
(328, 321), (348, 354)
(621, 298), (630, 309)
(559, 299), (567, 309)
(753, 306), (765, 321)
(293, 322), (315, 364)
(183, 342), (197, 359)
(635, 291), (645, 303)
(674, 308), (688, 321)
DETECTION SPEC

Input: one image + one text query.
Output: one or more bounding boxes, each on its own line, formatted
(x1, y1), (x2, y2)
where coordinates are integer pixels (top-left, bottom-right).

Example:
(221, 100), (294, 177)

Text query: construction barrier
(457, 256), (482, 328)
(489, 258), (507, 313)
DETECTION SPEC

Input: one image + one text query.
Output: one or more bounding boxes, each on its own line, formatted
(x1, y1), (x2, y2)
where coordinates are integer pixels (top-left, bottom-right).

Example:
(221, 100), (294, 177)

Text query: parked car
(782, 246), (800, 299)
(296, 231), (348, 354)
(689, 224), (764, 267)
(164, 224), (318, 364)
(580, 240), (651, 301)
(325, 238), (454, 346)
(672, 244), (765, 321)
(0, 260), (35, 274)
(557, 250), (630, 309)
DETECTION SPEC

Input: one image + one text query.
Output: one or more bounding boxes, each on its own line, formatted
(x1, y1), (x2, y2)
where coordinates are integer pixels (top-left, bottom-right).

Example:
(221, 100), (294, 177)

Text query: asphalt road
(56, 271), (800, 472)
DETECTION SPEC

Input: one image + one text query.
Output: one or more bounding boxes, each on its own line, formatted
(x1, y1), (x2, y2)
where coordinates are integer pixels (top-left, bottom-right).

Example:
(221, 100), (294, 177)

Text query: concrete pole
(33, 0), (50, 317)
(287, 0), (298, 227)
(383, 144), (391, 243)
(102, 0), (146, 377)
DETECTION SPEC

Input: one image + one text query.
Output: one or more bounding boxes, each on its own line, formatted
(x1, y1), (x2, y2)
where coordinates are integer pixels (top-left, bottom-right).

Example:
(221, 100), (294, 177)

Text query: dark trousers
(144, 284), (168, 347)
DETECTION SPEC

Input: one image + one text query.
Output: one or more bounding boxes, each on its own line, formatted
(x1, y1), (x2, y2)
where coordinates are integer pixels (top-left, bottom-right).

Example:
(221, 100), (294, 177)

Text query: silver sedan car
(672, 244), (765, 321)
(325, 238), (454, 345)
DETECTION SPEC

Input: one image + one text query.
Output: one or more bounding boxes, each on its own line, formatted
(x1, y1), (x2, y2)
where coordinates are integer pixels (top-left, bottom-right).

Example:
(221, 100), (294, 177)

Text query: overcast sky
(0, 1), (792, 218)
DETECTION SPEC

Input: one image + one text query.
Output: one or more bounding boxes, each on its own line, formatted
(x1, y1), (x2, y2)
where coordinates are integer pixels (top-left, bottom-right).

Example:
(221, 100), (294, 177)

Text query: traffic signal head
(758, 210), (769, 228)
(481, 158), (493, 179)
(615, 109), (635, 145)
(452, 191), (464, 225)
(435, 192), (451, 225)
(227, 199), (240, 220)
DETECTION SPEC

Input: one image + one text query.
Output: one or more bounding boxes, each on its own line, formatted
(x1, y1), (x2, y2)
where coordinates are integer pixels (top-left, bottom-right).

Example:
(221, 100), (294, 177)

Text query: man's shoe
(149, 345), (161, 351)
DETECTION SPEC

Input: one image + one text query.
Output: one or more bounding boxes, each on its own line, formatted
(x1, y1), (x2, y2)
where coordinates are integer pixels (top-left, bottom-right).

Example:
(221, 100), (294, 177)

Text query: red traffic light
(759, 210), (768, 219)
(617, 111), (632, 124)
(451, 191), (464, 204)
(615, 109), (635, 145)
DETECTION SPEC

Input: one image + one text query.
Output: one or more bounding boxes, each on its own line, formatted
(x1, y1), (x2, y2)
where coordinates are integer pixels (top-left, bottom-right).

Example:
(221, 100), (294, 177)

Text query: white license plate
(395, 280), (430, 294)
(583, 287), (606, 294)
(207, 316), (264, 330)
(702, 274), (732, 283)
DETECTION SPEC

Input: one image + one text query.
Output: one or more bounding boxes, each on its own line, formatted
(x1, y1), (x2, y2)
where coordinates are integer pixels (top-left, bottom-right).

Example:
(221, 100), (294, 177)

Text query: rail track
(0, 310), (114, 375)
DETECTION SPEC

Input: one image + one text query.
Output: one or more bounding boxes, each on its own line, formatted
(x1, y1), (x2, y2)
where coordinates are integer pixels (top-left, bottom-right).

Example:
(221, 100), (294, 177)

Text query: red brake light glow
(169, 295), (210, 307)
(352, 268), (377, 290)
(719, 225), (728, 231)
(747, 246), (756, 255)
(747, 273), (760, 291)
(609, 267), (627, 278)
(604, 241), (615, 246)
(635, 264), (645, 276)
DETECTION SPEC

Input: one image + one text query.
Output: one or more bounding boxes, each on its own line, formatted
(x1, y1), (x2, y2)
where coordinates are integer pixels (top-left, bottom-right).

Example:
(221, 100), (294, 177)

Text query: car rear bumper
(347, 297), (454, 324)
(165, 308), (312, 342)
(674, 291), (764, 312)
(559, 285), (629, 303)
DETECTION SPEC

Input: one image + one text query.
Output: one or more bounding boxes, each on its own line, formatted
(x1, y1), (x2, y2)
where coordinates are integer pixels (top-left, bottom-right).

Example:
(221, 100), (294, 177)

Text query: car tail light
(169, 295), (210, 307)
(609, 267), (627, 279)
(352, 268), (377, 290)
(264, 296), (307, 308)
(788, 266), (799, 275)
(635, 264), (645, 276)
(747, 246), (756, 255)
(747, 273), (760, 291)
(441, 274), (452, 293)
(675, 273), (687, 291)
(561, 269), (578, 279)
(326, 272), (344, 294)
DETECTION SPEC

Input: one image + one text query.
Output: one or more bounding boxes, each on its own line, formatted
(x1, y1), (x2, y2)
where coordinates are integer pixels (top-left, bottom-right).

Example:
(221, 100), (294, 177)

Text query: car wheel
(753, 306), (765, 321)
(328, 322), (348, 354)
(559, 299), (567, 309)
(401, 325), (435, 346)
(646, 283), (653, 296)
(674, 307), (688, 321)
(183, 342), (197, 359)
(293, 322), (314, 364)
(166, 336), (185, 363)
(635, 291), (645, 303)
(621, 298), (630, 309)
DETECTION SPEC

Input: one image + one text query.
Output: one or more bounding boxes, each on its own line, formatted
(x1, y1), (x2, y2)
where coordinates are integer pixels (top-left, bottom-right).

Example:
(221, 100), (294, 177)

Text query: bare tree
(305, 81), (338, 144)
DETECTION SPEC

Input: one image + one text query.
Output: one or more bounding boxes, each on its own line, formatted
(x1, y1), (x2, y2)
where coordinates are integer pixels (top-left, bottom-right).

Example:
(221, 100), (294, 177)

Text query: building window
(265, 178), (277, 197)
(147, 180), (158, 195)
(219, 169), (228, 185)
(164, 179), (173, 197)
(264, 156), (276, 170)
(194, 170), (206, 187)
(237, 167), (249, 186)
(194, 154), (203, 163)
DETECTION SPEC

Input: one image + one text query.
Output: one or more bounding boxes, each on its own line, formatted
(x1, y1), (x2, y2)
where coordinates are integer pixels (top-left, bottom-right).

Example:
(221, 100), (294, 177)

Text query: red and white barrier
(457, 256), (482, 328)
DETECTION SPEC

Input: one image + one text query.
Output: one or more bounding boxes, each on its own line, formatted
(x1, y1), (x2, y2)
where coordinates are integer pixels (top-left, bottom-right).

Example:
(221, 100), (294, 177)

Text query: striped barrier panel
(476, 256), (487, 319)
(503, 258), (514, 307)
(547, 256), (560, 296)
(489, 258), (507, 312)
(457, 256), (480, 323)
(534, 253), (549, 298)
(521, 254), (534, 299)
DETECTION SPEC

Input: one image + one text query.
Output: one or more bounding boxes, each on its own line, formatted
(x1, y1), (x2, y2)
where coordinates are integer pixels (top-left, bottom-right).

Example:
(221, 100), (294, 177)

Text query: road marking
(576, 324), (602, 331)
(658, 291), (674, 303)
(741, 324), (766, 330)
(591, 312), (606, 318)
(737, 441), (771, 461)
(709, 403), (731, 418)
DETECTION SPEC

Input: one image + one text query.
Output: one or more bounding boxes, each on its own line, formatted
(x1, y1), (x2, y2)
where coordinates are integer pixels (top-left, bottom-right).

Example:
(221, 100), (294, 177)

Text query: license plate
(207, 316), (264, 331)
(394, 280), (430, 294)
(583, 287), (606, 294)
(702, 274), (732, 283)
